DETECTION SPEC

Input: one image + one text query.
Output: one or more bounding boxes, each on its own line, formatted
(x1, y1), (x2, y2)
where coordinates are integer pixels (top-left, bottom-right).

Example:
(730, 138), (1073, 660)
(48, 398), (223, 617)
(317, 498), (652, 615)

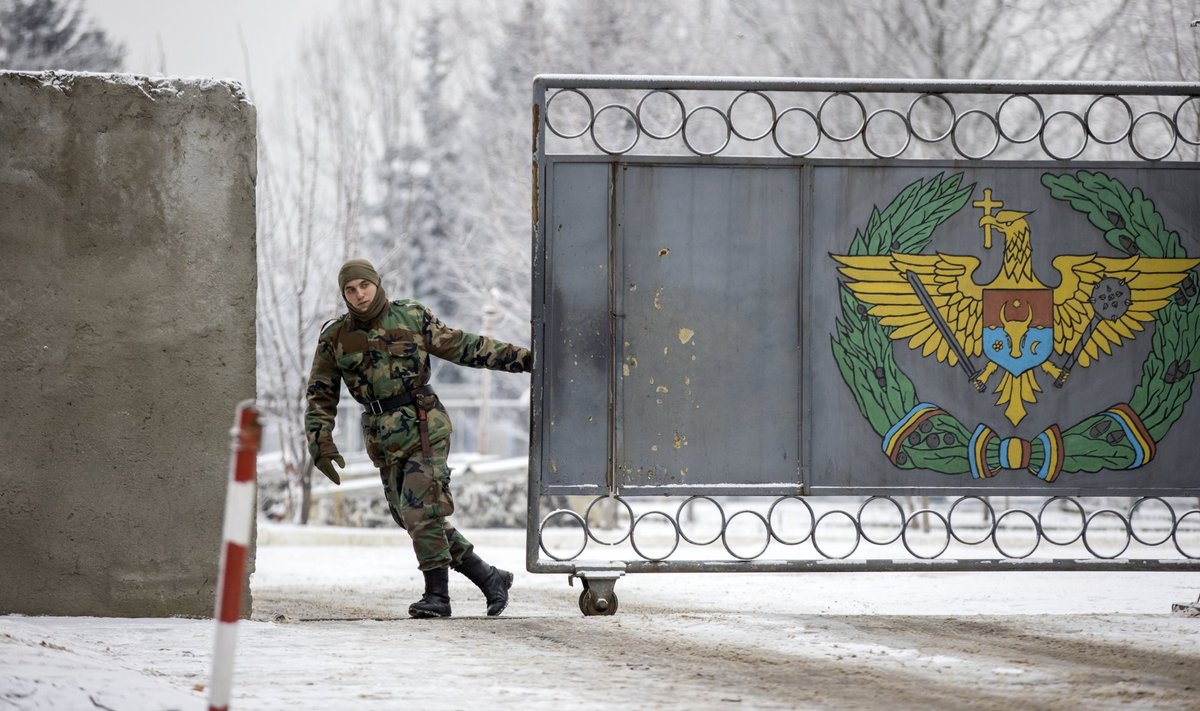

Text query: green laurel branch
(832, 173), (974, 472)
(1043, 170), (1199, 464)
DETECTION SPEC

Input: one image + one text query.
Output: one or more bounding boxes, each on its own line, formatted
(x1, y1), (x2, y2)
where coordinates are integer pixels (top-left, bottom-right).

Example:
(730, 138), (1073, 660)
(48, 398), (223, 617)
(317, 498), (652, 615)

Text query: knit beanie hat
(338, 259), (381, 291)
(337, 258), (388, 324)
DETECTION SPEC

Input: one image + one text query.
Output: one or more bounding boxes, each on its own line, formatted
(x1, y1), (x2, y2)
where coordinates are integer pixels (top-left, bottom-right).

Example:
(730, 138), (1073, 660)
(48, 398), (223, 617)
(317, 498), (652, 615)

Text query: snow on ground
(3, 522), (1200, 710)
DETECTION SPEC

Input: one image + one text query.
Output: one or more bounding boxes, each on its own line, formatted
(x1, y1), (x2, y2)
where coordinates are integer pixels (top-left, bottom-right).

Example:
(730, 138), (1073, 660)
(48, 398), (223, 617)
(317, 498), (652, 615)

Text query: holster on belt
(413, 391), (437, 461)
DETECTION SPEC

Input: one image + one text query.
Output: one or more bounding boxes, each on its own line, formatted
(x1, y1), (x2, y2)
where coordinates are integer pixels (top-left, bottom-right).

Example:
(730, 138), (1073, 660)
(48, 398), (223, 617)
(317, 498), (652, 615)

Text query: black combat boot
(452, 552), (514, 617)
(408, 566), (452, 618)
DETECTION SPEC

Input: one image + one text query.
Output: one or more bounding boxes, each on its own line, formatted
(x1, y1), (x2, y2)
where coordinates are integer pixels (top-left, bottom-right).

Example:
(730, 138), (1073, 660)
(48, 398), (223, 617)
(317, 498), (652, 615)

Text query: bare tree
(727, 0), (1135, 80)
(0, 0), (124, 71)
(256, 19), (374, 523)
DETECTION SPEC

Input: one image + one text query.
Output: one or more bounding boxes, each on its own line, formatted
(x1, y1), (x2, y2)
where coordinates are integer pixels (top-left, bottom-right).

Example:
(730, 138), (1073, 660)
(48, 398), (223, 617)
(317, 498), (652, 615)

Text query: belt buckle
(368, 400), (384, 415)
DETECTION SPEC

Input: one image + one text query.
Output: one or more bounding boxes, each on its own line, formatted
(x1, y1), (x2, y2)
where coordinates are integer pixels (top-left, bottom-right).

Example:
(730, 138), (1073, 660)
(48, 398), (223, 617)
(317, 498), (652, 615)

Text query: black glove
(315, 454), (345, 485)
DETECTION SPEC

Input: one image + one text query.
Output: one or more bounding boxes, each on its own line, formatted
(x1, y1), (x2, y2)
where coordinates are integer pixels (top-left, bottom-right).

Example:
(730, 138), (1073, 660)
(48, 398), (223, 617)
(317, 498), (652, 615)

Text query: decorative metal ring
(1128, 110), (1178, 162)
(767, 495), (815, 545)
(681, 104), (732, 156)
(538, 509), (588, 561)
(1037, 495), (1085, 546)
(950, 109), (1001, 160)
(635, 89), (686, 140)
(993, 509), (1041, 559)
(721, 510), (772, 561)
(1084, 95), (1134, 145)
(728, 90), (778, 142)
(1172, 510), (1200, 559)
(545, 88), (594, 140)
(676, 495), (726, 546)
(1172, 96), (1200, 146)
(771, 106), (822, 157)
(901, 509), (951, 560)
(856, 495), (906, 546)
(589, 103), (640, 155)
(811, 509), (861, 560)
(862, 108), (912, 159)
(1082, 509), (1131, 560)
(1128, 496), (1176, 547)
(629, 510), (681, 562)
(817, 92), (867, 142)
(996, 93), (1044, 144)
(584, 495), (634, 546)
(906, 93), (957, 143)
(1039, 110), (1089, 161)
(948, 495), (996, 545)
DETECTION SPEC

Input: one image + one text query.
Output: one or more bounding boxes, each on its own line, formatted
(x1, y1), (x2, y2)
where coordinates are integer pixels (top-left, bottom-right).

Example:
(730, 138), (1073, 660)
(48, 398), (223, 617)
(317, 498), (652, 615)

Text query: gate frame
(527, 75), (1200, 614)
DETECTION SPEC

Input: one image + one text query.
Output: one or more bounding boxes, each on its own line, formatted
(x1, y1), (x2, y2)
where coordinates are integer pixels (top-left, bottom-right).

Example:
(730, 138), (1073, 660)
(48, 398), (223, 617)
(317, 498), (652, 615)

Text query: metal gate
(527, 76), (1200, 615)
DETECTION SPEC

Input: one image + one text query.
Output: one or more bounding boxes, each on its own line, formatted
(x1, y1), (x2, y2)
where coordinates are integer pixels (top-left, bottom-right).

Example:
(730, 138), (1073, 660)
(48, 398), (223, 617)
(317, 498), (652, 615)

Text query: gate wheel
(579, 588), (618, 616)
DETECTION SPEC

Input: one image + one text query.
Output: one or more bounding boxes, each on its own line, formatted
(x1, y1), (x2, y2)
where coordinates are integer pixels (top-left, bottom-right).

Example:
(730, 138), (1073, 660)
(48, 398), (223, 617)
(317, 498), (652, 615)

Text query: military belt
(364, 384), (436, 415)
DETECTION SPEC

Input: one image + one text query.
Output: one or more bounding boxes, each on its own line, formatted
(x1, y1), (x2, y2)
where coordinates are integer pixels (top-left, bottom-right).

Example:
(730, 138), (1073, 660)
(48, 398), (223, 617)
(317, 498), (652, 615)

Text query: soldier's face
(343, 278), (377, 312)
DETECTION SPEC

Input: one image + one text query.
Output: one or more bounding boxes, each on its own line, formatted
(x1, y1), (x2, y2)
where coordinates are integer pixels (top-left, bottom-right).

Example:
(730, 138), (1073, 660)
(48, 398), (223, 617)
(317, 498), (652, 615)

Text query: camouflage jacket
(305, 299), (531, 466)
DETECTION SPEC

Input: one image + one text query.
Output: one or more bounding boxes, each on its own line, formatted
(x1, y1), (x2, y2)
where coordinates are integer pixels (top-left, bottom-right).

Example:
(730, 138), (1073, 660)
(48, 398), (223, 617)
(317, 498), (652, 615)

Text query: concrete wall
(0, 72), (256, 617)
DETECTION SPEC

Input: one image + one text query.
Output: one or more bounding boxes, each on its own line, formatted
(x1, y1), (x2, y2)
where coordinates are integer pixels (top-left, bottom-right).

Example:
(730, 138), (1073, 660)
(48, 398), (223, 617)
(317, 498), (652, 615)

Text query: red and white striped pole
(208, 400), (260, 711)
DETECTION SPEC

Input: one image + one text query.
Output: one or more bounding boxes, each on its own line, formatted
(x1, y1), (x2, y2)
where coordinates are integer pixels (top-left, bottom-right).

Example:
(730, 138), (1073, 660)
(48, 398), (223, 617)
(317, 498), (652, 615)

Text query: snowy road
(4, 524), (1200, 710)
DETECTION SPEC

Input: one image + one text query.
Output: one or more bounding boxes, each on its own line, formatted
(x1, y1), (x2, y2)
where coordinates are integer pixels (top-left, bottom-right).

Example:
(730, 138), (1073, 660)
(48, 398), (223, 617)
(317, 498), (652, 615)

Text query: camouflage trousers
(379, 437), (474, 571)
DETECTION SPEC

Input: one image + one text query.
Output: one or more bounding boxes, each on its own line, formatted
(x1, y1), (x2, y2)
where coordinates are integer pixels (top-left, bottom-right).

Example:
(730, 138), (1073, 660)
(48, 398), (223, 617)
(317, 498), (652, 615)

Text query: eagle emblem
(833, 189), (1199, 426)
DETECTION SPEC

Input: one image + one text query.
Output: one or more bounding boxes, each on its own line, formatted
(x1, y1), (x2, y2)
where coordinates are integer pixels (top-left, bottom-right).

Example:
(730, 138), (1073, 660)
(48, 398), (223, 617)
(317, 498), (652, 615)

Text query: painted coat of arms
(831, 171), (1199, 482)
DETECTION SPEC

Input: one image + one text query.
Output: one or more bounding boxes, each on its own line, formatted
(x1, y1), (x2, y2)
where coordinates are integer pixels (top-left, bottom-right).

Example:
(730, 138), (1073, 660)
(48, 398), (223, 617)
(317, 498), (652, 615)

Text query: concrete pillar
(0, 71), (257, 617)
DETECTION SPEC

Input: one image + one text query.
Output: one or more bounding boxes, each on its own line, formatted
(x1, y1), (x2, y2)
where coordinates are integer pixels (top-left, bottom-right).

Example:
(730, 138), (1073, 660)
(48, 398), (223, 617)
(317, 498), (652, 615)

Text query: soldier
(304, 258), (531, 618)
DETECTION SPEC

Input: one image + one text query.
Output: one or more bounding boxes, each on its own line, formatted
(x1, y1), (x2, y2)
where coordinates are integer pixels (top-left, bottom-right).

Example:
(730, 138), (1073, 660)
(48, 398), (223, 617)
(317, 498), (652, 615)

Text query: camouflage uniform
(305, 298), (531, 571)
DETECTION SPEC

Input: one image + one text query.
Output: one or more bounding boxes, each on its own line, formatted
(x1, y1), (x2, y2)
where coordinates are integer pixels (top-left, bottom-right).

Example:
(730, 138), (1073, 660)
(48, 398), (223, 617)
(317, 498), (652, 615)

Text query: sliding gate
(528, 75), (1200, 615)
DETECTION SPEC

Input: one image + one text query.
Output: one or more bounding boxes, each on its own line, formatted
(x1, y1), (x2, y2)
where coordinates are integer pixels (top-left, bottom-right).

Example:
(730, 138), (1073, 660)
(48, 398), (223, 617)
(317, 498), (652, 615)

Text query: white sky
(86, 0), (332, 96)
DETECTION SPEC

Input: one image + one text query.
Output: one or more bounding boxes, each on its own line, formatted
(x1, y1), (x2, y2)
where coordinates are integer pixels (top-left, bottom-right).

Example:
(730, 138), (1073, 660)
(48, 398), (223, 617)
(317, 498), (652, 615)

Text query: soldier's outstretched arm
(304, 334), (344, 462)
(422, 304), (532, 373)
